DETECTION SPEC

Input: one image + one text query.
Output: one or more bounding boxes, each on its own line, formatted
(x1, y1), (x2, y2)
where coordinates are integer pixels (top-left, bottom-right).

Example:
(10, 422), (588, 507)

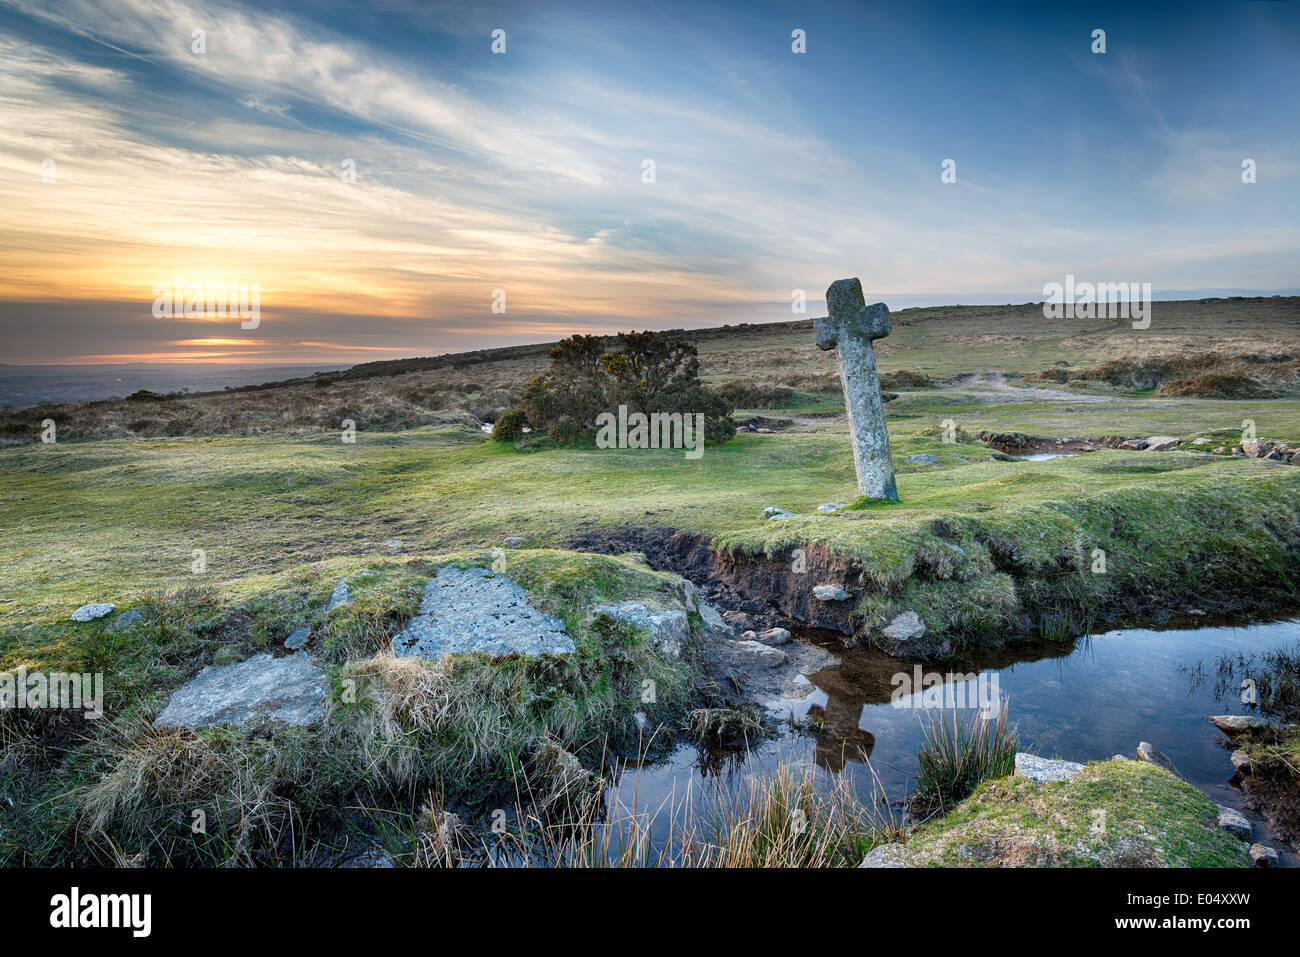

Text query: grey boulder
(326, 578), (350, 611)
(1136, 741), (1183, 779)
(1249, 843), (1278, 868)
(1216, 805), (1252, 841)
(859, 844), (909, 867)
(1209, 714), (1270, 733)
(813, 583), (850, 601)
(882, 611), (926, 643)
(1144, 436), (1181, 452)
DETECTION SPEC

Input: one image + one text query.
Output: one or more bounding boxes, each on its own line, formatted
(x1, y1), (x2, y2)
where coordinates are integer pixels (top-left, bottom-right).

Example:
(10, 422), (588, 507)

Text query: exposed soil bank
(571, 482), (1300, 657)
(571, 527), (863, 637)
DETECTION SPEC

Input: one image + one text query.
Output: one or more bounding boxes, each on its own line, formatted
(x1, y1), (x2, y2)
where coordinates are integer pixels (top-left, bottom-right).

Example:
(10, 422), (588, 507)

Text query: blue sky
(1, 0), (1296, 364)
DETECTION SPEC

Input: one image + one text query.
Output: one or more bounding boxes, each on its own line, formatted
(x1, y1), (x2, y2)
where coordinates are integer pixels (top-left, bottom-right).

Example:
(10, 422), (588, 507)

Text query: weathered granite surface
(390, 565), (575, 658)
(153, 653), (328, 728)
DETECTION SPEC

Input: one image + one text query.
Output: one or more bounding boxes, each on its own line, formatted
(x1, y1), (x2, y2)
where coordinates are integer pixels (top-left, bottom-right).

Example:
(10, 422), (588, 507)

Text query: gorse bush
(515, 331), (733, 447)
(491, 409), (527, 441)
(548, 414), (579, 446)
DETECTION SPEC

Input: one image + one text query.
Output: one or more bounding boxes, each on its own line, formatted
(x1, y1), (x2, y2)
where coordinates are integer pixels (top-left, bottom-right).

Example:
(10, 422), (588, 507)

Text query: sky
(1, 0), (1297, 366)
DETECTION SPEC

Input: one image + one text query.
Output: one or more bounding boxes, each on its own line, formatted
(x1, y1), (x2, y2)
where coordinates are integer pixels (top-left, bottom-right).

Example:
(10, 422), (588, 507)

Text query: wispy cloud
(0, 0), (1296, 364)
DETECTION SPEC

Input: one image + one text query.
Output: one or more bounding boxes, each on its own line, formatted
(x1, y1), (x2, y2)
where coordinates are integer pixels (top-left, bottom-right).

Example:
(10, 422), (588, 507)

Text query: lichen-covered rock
(859, 843), (909, 867)
(1250, 843), (1278, 867)
(391, 565), (574, 659)
(1144, 436), (1181, 452)
(904, 454), (938, 465)
(326, 578), (350, 611)
(285, 626), (311, 651)
(153, 653), (327, 728)
(882, 611), (925, 643)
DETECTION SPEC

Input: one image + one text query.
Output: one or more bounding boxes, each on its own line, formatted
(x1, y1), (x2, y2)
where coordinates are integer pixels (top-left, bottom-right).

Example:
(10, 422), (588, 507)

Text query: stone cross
(814, 278), (898, 501)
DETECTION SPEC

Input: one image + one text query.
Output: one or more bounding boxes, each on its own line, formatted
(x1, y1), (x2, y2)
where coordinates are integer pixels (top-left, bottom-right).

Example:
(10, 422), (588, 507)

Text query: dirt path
(944, 372), (1117, 404)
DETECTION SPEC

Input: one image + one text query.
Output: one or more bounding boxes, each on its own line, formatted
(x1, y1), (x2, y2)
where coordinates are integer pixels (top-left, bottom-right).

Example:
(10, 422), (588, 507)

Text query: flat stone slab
(1015, 752), (1085, 783)
(285, 626), (311, 651)
(390, 565), (575, 659)
(71, 602), (114, 622)
(153, 653), (327, 728)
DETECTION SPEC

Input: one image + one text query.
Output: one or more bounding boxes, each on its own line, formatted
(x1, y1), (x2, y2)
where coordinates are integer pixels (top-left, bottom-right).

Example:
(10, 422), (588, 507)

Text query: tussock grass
(498, 760), (889, 868)
(911, 702), (1017, 819)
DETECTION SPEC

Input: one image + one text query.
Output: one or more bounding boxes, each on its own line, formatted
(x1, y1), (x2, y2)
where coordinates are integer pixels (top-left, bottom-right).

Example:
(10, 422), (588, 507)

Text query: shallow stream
(608, 616), (1300, 865)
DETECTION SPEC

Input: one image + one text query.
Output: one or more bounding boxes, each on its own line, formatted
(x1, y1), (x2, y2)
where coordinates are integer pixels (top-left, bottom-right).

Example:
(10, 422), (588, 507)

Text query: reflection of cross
(814, 278), (898, 501)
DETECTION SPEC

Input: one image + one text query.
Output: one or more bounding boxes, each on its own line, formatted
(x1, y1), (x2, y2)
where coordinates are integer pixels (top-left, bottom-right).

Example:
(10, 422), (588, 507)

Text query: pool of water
(608, 616), (1300, 865)
(1011, 451), (1080, 461)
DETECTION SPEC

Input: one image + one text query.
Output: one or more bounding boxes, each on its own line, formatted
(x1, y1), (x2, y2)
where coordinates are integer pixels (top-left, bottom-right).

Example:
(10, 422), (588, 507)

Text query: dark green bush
(491, 409), (527, 441)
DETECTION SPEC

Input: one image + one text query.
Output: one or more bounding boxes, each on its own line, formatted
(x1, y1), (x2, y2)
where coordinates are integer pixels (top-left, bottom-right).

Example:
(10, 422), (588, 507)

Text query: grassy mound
(897, 760), (1249, 867)
(0, 549), (703, 866)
